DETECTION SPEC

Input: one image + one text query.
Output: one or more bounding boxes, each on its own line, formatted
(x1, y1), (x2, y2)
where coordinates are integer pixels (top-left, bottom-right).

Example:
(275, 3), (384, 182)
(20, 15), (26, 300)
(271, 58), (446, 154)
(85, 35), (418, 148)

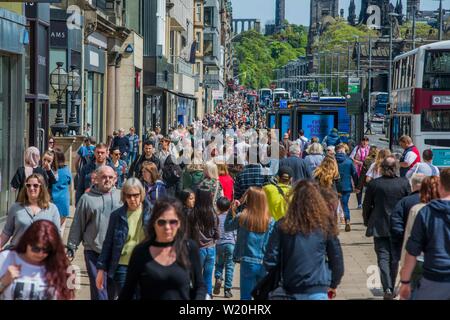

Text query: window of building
(196, 32), (201, 52)
(196, 62), (201, 75)
(0, 55), (10, 217)
(204, 7), (213, 27)
(195, 2), (202, 22)
(170, 31), (175, 63)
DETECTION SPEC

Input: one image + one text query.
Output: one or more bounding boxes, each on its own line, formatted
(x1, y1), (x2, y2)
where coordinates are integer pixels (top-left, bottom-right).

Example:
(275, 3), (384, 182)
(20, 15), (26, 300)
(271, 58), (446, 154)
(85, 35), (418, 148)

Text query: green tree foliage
(233, 23), (307, 89)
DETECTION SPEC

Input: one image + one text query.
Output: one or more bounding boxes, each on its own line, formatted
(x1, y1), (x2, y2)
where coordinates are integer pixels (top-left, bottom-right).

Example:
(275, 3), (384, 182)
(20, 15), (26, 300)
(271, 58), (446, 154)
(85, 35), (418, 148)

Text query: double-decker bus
(371, 92), (389, 117)
(259, 88), (272, 106)
(390, 41), (450, 167)
(272, 88), (290, 107)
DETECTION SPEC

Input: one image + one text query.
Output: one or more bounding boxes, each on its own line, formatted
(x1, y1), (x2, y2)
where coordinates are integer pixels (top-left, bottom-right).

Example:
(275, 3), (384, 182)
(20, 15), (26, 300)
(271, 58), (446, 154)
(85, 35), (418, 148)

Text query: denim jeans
(214, 243), (235, 290)
(84, 250), (115, 300)
(341, 192), (351, 221)
(240, 261), (266, 300)
(356, 190), (363, 206)
(128, 152), (137, 166)
(113, 264), (128, 299)
(292, 292), (328, 300)
(199, 246), (216, 296)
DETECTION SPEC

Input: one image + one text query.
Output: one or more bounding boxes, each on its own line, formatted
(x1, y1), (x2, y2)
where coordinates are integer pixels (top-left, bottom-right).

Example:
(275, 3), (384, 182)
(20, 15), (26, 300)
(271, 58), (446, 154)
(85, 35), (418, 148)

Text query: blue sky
(231, 0), (450, 26)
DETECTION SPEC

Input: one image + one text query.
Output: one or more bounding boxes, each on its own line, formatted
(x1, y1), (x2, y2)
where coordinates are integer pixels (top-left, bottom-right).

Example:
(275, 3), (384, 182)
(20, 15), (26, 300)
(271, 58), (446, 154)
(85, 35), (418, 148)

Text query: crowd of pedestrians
(0, 92), (448, 301)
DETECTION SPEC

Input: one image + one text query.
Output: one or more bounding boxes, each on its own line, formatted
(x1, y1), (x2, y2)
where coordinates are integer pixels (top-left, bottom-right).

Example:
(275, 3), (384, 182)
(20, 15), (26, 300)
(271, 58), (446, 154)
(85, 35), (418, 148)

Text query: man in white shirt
(406, 149), (440, 179)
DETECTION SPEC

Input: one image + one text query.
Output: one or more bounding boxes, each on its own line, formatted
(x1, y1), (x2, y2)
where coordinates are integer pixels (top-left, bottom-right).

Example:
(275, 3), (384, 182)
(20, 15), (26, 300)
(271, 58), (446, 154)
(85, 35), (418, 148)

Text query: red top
(219, 175), (234, 201)
(409, 146), (421, 169)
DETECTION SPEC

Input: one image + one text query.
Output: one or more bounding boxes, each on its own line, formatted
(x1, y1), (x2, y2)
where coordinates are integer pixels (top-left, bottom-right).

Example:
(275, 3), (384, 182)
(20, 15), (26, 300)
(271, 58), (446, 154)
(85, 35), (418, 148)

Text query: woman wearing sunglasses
(0, 220), (74, 300)
(0, 174), (60, 250)
(95, 178), (151, 299)
(119, 198), (207, 300)
(110, 146), (128, 189)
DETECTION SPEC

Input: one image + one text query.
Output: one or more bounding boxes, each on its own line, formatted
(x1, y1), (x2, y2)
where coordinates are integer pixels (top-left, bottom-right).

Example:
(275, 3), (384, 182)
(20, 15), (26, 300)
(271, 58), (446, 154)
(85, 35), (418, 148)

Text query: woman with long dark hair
(264, 181), (344, 300)
(119, 198), (206, 300)
(189, 188), (219, 298)
(0, 220), (74, 300)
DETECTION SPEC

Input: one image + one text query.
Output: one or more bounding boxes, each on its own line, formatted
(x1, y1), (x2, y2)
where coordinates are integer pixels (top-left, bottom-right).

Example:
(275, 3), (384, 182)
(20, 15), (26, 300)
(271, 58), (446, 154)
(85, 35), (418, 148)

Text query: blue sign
(432, 149), (450, 167)
(302, 114), (335, 142)
(279, 100), (288, 109)
(280, 115), (291, 137)
(269, 115), (276, 128)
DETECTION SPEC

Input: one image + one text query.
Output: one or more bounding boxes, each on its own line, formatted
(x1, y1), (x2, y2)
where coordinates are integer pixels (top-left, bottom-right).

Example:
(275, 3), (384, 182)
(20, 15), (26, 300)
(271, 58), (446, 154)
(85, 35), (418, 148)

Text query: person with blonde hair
(96, 178), (151, 299)
(225, 187), (275, 300)
(141, 161), (166, 206)
(366, 148), (392, 183)
(304, 142), (325, 173)
(264, 181), (344, 300)
(1, 174), (60, 249)
(217, 163), (234, 201)
(313, 155), (340, 191)
(199, 161), (224, 209)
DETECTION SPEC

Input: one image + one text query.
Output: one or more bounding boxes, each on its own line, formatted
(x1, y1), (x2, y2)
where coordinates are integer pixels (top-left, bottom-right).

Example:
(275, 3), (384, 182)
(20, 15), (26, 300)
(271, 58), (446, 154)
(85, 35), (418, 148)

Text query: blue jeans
(214, 243), (235, 290)
(341, 192), (351, 221)
(84, 250), (115, 300)
(292, 292), (328, 300)
(199, 246), (216, 296)
(356, 190), (363, 206)
(240, 261), (266, 300)
(113, 264), (128, 299)
(128, 151), (137, 166)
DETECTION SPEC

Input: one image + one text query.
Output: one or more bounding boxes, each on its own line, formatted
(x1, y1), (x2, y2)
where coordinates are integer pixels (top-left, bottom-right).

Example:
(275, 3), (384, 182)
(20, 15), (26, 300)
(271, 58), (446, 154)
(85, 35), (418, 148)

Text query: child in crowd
(213, 197), (237, 298)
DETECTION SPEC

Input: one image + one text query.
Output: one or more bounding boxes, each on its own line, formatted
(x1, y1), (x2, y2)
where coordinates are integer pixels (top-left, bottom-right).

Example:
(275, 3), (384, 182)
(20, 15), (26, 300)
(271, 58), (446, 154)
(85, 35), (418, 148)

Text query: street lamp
(67, 66), (81, 135)
(50, 62), (68, 136)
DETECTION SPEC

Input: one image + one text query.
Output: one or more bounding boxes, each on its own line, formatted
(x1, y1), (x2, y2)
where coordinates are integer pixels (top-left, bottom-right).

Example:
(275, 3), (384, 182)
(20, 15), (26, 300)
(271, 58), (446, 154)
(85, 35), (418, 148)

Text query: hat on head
(278, 166), (294, 179)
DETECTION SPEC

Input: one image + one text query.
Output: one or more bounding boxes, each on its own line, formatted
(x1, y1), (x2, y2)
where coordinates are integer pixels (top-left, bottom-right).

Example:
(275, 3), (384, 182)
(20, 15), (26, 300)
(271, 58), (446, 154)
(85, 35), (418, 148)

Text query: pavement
(64, 193), (383, 300)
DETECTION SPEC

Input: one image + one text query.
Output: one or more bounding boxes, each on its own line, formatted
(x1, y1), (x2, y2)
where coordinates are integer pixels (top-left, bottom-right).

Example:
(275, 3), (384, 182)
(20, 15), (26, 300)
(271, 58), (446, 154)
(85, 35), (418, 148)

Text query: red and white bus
(390, 41), (450, 167)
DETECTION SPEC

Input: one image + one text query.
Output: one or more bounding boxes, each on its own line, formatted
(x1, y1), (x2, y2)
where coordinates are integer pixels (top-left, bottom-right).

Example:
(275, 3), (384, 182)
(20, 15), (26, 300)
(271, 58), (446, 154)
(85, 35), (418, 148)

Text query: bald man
(68, 165), (122, 300)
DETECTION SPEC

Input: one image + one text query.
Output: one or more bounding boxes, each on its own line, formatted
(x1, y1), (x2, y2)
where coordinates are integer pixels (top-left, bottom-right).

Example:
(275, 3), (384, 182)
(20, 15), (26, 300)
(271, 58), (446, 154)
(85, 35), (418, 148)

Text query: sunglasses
(126, 193), (141, 199)
(26, 183), (41, 189)
(156, 219), (179, 227)
(30, 245), (51, 254)
(48, 141), (54, 144)
(113, 152), (121, 156)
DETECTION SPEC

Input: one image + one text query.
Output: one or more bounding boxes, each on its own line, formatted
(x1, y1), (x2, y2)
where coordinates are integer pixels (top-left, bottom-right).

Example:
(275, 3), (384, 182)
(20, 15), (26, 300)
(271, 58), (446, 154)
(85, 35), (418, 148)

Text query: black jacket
(279, 156), (312, 183)
(75, 159), (114, 204)
(128, 154), (161, 179)
(363, 176), (411, 238)
(10, 166), (56, 198)
(390, 191), (421, 242)
(112, 136), (130, 155)
(264, 222), (344, 293)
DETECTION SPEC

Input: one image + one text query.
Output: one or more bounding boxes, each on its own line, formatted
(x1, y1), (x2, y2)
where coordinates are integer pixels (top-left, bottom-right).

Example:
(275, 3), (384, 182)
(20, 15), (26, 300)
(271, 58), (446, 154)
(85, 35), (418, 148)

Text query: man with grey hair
(390, 173), (426, 291)
(279, 143), (312, 183)
(363, 156), (411, 299)
(68, 165), (122, 300)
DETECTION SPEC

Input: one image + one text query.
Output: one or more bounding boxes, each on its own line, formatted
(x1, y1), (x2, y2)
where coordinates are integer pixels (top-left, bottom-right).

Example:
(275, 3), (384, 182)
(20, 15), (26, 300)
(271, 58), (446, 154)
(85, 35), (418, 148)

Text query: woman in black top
(119, 198), (206, 300)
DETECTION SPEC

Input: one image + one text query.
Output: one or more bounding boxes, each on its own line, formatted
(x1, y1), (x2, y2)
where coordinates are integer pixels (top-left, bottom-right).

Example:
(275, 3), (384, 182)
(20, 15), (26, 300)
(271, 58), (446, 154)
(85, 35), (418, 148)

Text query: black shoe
(345, 222), (351, 232)
(213, 279), (222, 295)
(224, 289), (233, 298)
(383, 289), (395, 300)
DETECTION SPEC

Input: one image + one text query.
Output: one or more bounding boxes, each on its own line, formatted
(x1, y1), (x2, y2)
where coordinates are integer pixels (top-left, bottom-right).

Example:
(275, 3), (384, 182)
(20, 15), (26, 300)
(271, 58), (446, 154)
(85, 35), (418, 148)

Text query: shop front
(0, 7), (26, 225)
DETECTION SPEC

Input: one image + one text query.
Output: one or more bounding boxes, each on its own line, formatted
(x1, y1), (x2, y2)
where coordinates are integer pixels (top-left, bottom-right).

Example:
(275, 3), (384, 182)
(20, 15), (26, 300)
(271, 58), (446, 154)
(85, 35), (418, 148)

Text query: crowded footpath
(0, 93), (449, 301)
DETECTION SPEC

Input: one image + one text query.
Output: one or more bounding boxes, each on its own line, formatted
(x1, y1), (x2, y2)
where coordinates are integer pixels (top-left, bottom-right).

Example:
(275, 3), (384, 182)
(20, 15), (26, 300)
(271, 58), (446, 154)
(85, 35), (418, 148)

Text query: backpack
(162, 156), (182, 187)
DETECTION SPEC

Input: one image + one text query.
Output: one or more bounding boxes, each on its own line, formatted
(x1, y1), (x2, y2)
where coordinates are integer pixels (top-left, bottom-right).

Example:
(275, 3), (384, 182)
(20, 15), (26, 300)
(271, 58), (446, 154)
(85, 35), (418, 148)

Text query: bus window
(421, 109), (450, 132)
(423, 51), (450, 90)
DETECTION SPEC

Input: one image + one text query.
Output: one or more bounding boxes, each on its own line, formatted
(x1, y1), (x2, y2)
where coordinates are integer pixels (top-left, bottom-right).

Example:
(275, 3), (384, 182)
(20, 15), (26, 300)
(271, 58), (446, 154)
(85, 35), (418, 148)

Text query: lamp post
(389, 13), (399, 110)
(67, 66), (81, 135)
(50, 62), (68, 136)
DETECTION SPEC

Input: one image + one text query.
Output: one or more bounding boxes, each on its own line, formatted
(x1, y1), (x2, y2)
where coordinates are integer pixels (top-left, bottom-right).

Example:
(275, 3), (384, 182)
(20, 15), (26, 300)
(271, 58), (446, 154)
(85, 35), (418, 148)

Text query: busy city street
(0, 0), (450, 308)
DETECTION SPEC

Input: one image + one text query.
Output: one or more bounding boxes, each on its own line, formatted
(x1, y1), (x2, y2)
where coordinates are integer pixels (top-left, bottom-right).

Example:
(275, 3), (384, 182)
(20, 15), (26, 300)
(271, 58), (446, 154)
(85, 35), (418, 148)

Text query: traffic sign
(279, 100), (288, 109)
(348, 77), (361, 94)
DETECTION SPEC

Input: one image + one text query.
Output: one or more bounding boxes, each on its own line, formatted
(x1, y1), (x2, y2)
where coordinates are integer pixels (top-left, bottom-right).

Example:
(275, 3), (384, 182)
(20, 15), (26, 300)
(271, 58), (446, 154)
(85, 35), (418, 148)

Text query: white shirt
(404, 151), (418, 166)
(0, 251), (54, 300)
(366, 163), (382, 180)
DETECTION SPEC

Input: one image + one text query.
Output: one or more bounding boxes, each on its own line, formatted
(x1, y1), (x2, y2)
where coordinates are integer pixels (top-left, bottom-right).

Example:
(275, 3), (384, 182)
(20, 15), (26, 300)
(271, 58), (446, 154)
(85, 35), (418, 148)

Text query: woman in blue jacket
(264, 181), (344, 300)
(51, 149), (72, 229)
(225, 187), (275, 300)
(96, 178), (152, 299)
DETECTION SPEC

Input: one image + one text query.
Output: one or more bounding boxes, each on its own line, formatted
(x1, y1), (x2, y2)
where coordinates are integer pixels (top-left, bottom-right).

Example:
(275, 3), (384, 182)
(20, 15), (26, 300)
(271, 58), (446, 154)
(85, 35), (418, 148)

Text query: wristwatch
(400, 279), (411, 285)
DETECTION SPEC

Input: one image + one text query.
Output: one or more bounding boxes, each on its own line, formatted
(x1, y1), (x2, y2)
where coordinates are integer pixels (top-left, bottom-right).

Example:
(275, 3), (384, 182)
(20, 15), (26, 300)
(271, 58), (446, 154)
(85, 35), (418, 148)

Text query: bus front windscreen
(424, 50), (450, 90)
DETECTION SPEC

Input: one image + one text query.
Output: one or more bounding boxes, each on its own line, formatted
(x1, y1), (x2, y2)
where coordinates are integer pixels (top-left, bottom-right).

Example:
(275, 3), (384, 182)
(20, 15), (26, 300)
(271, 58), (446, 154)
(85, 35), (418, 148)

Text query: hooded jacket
(322, 131), (341, 147)
(406, 199), (450, 282)
(335, 152), (358, 193)
(67, 187), (122, 253)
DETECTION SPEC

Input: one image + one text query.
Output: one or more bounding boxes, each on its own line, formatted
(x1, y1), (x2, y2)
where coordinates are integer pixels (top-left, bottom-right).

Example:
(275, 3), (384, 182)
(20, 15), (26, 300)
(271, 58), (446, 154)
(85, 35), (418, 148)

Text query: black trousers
(374, 237), (399, 292)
